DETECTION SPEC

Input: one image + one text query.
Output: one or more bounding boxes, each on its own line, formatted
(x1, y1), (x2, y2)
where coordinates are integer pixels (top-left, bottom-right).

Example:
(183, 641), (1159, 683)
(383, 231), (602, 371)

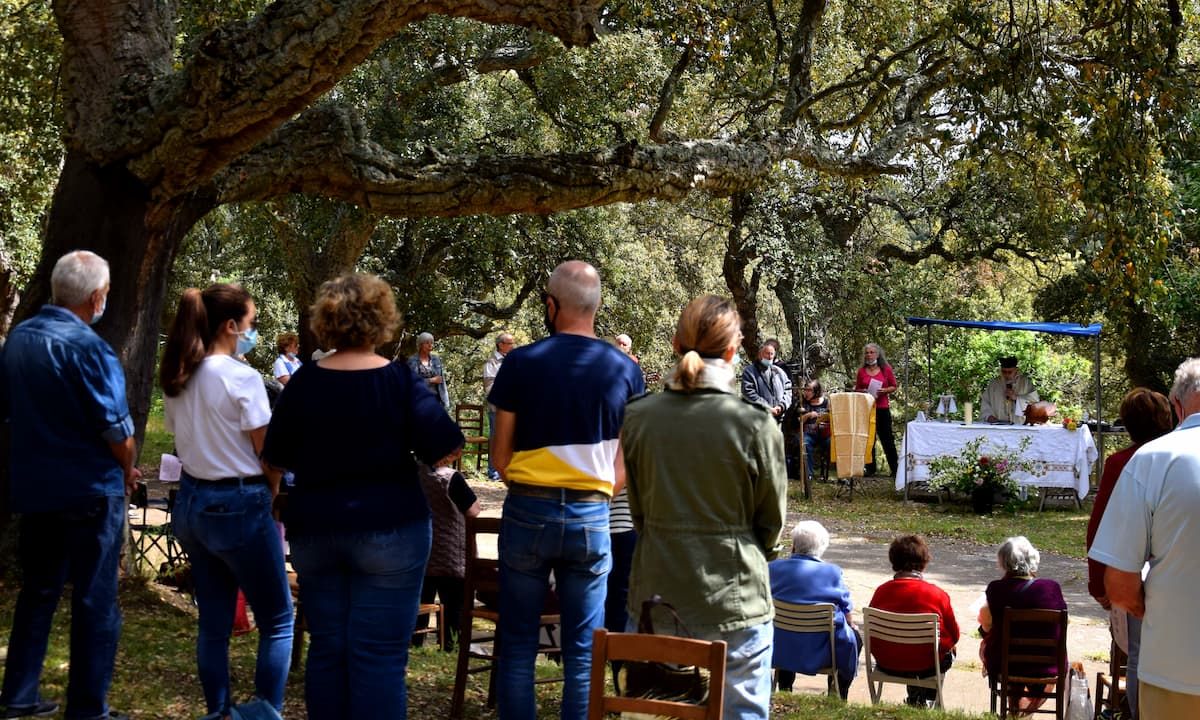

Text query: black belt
(507, 482), (610, 504)
(182, 471), (268, 486)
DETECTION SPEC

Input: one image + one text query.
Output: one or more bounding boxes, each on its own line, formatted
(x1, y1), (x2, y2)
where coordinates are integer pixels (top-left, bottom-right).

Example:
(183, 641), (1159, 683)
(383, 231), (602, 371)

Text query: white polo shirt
(1089, 413), (1200, 695)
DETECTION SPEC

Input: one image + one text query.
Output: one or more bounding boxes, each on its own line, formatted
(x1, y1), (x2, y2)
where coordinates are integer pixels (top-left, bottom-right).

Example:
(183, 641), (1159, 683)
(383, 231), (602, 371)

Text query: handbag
(617, 595), (710, 704)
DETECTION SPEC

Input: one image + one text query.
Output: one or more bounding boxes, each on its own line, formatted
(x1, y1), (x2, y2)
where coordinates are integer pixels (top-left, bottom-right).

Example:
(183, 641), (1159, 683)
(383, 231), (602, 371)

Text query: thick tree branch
(780, 0), (827, 126)
(876, 237), (1039, 264)
(216, 105), (908, 216)
(60, 0), (602, 202)
(648, 44), (691, 143)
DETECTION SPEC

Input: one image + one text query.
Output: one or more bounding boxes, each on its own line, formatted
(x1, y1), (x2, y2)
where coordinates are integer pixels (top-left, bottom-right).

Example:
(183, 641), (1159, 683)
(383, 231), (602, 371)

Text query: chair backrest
(999, 608), (1068, 684)
(862, 607), (944, 708)
(456, 403), (485, 435)
(773, 600), (837, 666)
(464, 515), (501, 597)
(863, 607), (940, 653)
(588, 629), (726, 720)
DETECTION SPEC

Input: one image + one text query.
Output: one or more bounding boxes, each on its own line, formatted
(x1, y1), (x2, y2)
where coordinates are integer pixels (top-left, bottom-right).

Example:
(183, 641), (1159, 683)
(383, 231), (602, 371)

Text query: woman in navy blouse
(264, 274), (463, 720)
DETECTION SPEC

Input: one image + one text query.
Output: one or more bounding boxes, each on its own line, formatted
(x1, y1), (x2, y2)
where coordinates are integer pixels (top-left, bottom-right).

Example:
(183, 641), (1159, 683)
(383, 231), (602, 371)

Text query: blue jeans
(698, 622), (773, 720)
(290, 521), (432, 720)
(497, 493), (611, 720)
(1, 496), (124, 720)
(803, 433), (830, 479)
(173, 479), (293, 714)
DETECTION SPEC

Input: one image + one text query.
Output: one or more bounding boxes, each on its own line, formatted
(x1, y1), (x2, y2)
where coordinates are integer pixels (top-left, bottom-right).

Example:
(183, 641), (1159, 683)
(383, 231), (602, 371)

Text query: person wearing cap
(980, 356), (1039, 424)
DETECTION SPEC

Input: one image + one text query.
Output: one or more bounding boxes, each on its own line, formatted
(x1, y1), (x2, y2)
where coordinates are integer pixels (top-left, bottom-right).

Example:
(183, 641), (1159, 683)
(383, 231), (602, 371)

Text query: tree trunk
(723, 193), (763, 359)
(15, 152), (211, 451)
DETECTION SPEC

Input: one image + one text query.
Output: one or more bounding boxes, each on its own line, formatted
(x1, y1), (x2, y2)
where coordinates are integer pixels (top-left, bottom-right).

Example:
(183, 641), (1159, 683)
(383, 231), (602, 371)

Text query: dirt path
(471, 479), (1110, 715)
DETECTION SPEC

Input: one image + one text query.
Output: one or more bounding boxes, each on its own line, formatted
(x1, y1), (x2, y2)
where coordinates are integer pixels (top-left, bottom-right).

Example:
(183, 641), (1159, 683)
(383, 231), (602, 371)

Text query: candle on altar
(964, 401), (974, 425)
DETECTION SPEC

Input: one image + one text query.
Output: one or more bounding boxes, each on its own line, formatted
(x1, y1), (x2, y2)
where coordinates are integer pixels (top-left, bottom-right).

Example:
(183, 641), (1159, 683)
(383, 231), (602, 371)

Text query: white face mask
(90, 293), (107, 325)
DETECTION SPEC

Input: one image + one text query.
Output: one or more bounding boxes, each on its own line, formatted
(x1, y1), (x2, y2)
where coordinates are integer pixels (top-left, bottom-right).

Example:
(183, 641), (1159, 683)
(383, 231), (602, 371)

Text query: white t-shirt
(272, 354), (301, 380)
(1089, 413), (1200, 695)
(164, 354), (271, 480)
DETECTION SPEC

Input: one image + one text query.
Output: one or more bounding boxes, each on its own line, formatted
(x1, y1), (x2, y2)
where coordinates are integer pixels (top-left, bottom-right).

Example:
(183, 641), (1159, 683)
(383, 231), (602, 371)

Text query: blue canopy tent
(903, 316), (1105, 486)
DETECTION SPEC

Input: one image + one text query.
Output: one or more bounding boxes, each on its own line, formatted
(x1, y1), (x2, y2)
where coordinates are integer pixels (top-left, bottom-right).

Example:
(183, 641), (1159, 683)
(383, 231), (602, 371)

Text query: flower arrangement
(926, 436), (1034, 506)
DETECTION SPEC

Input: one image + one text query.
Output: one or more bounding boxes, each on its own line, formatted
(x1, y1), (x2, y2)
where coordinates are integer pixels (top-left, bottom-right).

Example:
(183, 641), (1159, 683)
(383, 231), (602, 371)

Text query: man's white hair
(51, 251), (109, 307)
(547, 261), (601, 313)
(1169, 358), (1200, 406)
(790, 521), (831, 560)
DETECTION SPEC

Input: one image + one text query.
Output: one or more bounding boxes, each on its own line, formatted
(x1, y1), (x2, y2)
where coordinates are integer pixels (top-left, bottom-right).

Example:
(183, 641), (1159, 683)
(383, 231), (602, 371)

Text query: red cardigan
(1085, 444), (1140, 601)
(868, 577), (960, 671)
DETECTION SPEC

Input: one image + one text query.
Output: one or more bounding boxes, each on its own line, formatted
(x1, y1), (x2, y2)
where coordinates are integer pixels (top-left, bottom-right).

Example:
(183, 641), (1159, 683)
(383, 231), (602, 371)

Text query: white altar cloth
(896, 422), (1097, 499)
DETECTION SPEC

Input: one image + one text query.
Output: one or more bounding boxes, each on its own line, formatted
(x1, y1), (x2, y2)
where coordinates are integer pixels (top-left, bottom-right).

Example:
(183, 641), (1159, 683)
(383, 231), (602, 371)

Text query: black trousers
(865, 407), (899, 476)
(413, 575), (464, 651)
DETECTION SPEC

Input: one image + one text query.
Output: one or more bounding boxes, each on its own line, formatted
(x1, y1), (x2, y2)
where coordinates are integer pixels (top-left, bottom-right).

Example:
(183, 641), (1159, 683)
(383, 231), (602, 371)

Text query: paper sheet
(159, 453), (182, 482)
(866, 378), (883, 398)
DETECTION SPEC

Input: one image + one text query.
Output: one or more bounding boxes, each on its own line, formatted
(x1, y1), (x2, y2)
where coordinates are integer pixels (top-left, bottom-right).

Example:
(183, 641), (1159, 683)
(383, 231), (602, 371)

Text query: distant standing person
(483, 332), (515, 480)
(488, 261), (645, 720)
(408, 331), (450, 411)
(1090, 358), (1200, 719)
(0, 251), (139, 720)
(159, 283), (294, 717)
(1085, 387), (1172, 719)
(741, 338), (792, 423)
(272, 332), (302, 386)
(855, 343), (898, 477)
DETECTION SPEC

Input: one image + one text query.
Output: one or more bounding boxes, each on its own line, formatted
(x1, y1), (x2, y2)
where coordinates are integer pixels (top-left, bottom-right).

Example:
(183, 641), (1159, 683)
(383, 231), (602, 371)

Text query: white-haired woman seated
(978, 536), (1067, 715)
(768, 521), (861, 699)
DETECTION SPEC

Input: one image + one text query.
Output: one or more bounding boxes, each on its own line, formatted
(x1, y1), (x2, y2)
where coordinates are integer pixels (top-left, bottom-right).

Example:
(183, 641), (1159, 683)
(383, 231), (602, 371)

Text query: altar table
(895, 421), (1098, 499)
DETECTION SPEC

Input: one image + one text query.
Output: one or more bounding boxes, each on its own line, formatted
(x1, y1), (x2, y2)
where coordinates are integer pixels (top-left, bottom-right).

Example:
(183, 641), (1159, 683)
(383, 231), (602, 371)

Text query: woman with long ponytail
(620, 295), (789, 720)
(160, 284), (293, 717)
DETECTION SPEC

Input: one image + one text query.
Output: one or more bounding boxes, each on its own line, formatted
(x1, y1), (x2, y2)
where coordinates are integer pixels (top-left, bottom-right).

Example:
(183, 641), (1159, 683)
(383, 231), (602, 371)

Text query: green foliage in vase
(926, 435), (1034, 501)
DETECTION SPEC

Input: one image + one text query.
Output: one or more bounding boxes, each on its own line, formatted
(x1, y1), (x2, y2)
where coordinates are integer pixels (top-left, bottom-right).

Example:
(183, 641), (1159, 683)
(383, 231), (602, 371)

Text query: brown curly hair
(309, 273), (399, 351)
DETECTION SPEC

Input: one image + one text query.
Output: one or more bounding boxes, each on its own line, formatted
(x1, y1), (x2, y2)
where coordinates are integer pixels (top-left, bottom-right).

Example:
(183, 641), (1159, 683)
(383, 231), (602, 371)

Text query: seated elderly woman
(768, 521), (861, 699)
(868, 535), (960, 708)
(978, 536), (1067, 715)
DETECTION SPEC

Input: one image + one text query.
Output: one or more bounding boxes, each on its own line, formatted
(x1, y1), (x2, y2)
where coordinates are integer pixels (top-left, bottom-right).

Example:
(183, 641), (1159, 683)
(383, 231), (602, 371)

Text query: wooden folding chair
(454, 403), (489, 472)
(987, 608), (1069, 719)
(588, 629), (726, 720)
(1094, 639), (1128, 720)
(772, 600), (840, 697)
(449, 516), (562, 719)
(862, 607), (945, 709)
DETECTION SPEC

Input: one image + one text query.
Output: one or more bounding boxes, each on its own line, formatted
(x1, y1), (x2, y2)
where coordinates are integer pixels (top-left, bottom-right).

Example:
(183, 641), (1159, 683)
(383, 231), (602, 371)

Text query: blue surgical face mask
(236, 327), (258, 356)
(760, 358), (773, 369)
(90, 295), (107, 325)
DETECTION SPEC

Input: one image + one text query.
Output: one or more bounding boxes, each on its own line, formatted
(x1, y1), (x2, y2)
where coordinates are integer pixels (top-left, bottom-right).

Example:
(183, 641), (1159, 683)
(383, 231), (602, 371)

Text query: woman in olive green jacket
(622, 295), (789, 720)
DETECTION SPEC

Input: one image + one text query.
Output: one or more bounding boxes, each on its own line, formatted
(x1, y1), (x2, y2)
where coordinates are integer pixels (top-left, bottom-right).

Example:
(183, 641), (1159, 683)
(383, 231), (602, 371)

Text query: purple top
(983, 575), (1067, 676)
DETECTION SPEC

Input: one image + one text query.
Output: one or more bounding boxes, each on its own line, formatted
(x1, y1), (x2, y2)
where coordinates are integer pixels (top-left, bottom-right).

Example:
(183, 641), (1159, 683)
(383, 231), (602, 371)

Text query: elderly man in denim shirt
(0, 251), (139, 720)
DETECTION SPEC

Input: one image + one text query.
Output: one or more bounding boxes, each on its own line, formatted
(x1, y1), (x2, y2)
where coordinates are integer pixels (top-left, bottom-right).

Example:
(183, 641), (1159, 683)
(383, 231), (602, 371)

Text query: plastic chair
(454, 403), (489, 472)
(862, 607), (945, 709)
(772, 600), (840, 697)
(449, 516), (562, 719)
(987, 608), (1069, 719)
(1093, 640), (1128, 720)
(587, 628), (726, 720)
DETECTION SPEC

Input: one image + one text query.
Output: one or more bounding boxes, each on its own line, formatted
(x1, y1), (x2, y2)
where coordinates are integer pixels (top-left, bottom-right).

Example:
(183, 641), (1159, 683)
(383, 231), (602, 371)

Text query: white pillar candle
(964, 401), (974, 425)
